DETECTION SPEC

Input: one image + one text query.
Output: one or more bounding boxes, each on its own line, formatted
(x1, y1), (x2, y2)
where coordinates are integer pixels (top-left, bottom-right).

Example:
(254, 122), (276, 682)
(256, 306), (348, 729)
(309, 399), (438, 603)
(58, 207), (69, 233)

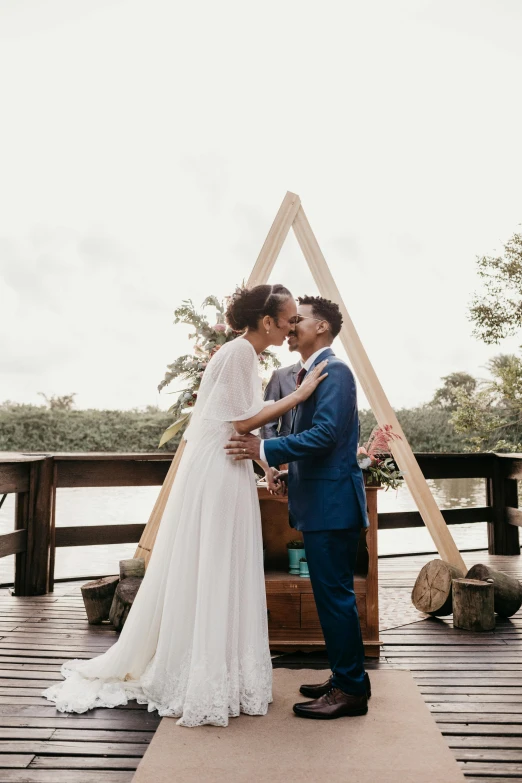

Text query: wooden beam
(56, 524), (145, 548)
(415, 453), (495, 479)
(134, 441), (187, 566)
(246, 191), (301, 287)
(0, 464), (29, 494)
(378, 506), (493, 531)
(0, 530), (27, 558)
(291, 204), (466, 572)
(56, 459), (170, 488)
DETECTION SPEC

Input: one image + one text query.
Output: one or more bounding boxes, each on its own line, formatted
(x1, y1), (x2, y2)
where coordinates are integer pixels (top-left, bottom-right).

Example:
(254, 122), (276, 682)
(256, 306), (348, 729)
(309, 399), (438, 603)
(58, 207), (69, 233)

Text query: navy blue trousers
(302, 528), (366, 696)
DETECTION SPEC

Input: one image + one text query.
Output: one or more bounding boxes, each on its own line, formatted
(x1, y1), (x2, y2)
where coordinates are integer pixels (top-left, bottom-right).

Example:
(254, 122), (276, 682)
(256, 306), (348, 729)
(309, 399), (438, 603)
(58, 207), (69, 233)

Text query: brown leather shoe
(300, 672), (371, 700)
(293, 687), (368, 720)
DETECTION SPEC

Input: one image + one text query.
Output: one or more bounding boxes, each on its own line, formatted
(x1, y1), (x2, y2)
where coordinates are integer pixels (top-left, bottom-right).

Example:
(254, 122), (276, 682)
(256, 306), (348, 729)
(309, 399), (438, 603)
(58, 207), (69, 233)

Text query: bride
(43, 283), (327, 727)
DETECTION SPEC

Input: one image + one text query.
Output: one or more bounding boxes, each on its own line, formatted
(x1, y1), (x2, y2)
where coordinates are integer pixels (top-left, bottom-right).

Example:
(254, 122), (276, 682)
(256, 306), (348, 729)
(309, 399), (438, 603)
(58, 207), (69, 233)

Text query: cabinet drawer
(301, 594), (321, 630)
(301, 594), (368, 631)
(266, 594), (301, 629)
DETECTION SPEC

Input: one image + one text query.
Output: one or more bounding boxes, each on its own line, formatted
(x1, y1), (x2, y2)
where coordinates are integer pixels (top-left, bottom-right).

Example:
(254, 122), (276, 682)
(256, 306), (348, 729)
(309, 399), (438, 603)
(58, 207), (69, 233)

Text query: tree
(469, 230), (522, 343)
(431, 372), (477, 410)
(451, 354), (522, 451)
(37, 393), (77, 411)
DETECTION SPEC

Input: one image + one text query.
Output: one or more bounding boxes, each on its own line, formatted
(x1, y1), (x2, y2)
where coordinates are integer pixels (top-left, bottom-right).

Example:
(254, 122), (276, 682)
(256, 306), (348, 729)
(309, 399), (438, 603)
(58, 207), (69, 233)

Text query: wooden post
(364, 487), (380, 655)
(292, 203), (466, 573)
(14, 456), (54, 596)
(48, 459), (58, 592)
(452, 578), (495, 631)
(486, 463), (520, 556)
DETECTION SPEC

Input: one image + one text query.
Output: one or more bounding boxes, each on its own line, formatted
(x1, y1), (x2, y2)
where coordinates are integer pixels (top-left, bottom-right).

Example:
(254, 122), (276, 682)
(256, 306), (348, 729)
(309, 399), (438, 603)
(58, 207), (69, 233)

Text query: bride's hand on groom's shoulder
(295, 360), (329, 403)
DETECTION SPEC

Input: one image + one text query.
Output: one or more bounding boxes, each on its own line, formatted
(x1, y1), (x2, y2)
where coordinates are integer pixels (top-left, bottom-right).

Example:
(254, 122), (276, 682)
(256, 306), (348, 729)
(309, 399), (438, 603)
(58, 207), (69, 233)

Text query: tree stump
(109, 576), (143, 631)
(452, 578), (495, 631)
(466, 563), (522, 617)
(81, 575), (119, 625)
(411, 559), (465, 616)
(120, 558), (145, 580)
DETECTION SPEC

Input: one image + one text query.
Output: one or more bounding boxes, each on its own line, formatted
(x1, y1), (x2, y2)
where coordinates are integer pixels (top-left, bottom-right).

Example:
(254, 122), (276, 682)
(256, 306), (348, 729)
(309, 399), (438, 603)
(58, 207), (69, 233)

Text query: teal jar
(299, 559), (310, 578)
(288, 548), (305, 575)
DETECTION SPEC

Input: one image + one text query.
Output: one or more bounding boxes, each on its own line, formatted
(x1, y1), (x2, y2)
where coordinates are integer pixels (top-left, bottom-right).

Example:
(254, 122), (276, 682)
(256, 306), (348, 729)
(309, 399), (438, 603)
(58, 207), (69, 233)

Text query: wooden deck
(0, 581), (160, 782)
(379, 551), (522, 783)
(0, 550), (520, 782)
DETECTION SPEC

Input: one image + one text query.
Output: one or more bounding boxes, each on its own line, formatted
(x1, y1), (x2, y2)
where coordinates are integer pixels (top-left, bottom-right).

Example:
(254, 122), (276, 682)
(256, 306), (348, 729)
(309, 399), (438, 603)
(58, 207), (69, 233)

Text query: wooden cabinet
(259, 486), (380, 657)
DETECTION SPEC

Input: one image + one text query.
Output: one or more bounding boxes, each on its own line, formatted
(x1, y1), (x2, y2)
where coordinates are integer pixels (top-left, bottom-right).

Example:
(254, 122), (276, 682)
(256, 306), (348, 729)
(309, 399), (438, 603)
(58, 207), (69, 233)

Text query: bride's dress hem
(42, 655), (273, 728)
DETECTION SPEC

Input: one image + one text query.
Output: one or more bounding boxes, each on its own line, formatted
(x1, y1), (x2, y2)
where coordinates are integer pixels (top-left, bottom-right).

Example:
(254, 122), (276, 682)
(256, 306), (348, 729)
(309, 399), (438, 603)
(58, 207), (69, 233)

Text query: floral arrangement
(157, 295), (281, 447)
(357, 424), (405, 490)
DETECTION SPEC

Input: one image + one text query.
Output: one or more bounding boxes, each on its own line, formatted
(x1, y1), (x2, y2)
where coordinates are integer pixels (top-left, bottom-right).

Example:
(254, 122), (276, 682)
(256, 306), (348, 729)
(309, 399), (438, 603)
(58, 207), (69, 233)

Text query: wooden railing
(0, 452), (520, 595)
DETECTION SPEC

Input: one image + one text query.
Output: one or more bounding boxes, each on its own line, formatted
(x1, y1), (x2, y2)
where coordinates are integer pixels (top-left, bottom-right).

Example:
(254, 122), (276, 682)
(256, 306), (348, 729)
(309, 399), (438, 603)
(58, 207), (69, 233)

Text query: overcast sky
(1, 0), (521, 412)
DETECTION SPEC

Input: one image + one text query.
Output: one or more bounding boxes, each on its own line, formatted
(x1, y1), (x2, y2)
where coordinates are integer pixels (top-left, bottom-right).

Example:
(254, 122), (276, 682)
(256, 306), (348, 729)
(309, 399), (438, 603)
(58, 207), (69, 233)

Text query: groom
(225, 295), (370, 719)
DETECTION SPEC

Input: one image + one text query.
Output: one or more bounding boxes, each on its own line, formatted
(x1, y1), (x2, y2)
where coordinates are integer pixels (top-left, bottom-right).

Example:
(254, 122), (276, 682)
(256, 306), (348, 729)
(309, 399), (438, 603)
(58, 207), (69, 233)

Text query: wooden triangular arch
(136, 192), (466, 572)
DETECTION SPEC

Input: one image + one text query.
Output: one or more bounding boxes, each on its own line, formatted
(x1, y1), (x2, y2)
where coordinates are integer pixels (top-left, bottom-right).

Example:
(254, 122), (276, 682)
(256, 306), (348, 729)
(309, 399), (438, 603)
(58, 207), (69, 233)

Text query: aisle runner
(133, 669), (465, 783)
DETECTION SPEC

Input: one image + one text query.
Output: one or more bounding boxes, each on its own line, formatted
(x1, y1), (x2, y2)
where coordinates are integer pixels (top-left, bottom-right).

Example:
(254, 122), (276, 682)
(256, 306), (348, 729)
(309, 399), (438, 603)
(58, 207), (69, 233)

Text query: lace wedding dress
(43, 337), (273, 727)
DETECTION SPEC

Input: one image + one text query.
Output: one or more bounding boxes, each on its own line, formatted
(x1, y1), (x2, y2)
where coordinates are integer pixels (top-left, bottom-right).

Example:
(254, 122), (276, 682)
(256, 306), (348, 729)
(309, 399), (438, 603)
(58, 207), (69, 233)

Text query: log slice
(109, 576), (143, 631)
(411, 558), (464, 616)
(120, 558), (145, 580)
(452, 578), (495, 631)
(466, 563), (522, 617)
(81, 575), (119, 625)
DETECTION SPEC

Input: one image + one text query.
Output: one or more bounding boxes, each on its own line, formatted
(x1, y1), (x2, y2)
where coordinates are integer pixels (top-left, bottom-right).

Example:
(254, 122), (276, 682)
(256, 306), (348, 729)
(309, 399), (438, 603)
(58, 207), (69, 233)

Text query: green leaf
(158, 412), (192, 447)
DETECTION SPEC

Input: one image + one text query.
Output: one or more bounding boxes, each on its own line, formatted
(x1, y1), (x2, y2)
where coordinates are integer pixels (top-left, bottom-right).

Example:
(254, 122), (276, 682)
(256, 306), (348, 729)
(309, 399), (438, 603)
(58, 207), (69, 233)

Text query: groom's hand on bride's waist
(225, 433), (261, 460)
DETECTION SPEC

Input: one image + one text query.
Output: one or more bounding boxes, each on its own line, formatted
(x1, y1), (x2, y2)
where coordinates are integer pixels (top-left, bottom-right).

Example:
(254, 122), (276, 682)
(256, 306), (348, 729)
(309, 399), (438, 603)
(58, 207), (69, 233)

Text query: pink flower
(213, 323), (226, 332)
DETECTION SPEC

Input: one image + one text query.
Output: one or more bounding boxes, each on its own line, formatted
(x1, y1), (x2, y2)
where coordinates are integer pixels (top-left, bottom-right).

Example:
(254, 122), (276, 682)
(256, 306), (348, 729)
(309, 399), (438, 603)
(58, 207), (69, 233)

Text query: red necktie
(296, 368), (306, 389)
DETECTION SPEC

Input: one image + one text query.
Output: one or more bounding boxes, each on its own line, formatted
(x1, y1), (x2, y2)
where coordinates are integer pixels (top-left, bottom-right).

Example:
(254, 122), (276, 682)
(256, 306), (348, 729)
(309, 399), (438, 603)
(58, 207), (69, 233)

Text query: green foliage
(431, 372), (477, 410)
(0, 403), (177, 453)
(451, 353), (522, 452)
(359, 406), (464, 453)
(37, 393), (77, 411)
(469, 230), (522, 343)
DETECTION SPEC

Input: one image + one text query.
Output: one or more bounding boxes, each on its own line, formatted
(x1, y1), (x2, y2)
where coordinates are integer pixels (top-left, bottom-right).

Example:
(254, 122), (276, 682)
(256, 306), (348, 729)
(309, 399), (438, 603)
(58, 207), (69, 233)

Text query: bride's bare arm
(233, 360), (328, 436)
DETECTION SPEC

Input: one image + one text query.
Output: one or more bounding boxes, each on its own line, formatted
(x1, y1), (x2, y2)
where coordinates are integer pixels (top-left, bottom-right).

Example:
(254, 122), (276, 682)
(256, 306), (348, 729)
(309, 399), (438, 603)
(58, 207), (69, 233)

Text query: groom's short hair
(297, 295), (343, 338)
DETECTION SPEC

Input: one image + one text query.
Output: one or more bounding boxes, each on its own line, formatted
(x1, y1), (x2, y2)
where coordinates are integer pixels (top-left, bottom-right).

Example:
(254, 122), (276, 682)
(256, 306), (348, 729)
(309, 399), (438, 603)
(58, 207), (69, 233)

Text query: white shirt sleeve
(259, 440), (266, 463)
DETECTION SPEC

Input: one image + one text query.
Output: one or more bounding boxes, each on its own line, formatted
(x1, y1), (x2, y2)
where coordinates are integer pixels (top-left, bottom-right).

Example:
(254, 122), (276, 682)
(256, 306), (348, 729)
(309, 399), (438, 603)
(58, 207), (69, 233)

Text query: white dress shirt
(259, 347), (329, 464)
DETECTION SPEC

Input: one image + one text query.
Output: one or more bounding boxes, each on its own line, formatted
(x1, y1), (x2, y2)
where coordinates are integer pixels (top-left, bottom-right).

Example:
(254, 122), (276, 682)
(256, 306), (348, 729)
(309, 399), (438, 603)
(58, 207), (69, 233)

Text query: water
(0, 477), (488, 586)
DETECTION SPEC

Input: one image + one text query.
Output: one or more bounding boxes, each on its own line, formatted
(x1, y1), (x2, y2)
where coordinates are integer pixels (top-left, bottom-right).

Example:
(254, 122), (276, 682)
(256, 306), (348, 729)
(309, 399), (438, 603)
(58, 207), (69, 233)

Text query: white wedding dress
(43, 337), (273, 727)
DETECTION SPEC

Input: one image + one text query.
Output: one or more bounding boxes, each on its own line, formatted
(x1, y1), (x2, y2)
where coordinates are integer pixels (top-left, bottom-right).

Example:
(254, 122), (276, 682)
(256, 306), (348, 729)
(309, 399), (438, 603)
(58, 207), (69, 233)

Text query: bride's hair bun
(225, 284), (292, 332)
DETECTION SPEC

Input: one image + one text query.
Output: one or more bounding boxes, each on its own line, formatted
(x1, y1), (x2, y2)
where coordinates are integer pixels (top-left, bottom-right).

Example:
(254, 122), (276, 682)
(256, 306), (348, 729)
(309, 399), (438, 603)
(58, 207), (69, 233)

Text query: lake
(0, 477), (488, 586)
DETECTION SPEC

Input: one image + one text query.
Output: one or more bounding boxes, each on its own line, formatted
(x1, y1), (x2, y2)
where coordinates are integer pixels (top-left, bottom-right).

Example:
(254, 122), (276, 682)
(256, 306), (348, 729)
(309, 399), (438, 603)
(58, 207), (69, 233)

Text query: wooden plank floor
(0, 581), (160, 783)
(379, 549), (522, 783)
(0, 549), (520, 782)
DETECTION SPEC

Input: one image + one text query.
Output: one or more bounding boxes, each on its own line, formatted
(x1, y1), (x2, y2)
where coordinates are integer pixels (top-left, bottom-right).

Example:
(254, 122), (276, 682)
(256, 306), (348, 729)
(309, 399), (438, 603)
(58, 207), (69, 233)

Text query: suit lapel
(290, 349), (334, 433)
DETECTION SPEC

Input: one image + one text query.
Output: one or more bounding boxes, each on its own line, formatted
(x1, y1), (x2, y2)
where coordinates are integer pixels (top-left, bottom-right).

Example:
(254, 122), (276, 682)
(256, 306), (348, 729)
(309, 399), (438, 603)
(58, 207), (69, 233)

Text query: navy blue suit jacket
(263, 348), (369, 532)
